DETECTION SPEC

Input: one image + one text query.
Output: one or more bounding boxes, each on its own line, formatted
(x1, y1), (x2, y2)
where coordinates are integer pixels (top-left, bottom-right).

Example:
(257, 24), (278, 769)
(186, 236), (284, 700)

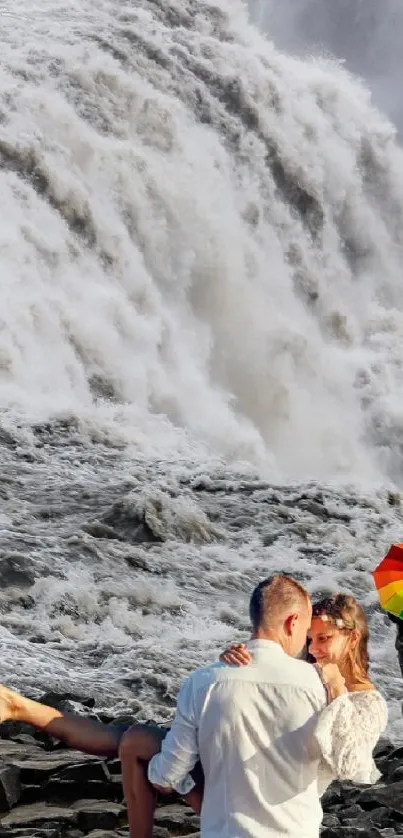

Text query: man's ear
(284, 613), (298, 636)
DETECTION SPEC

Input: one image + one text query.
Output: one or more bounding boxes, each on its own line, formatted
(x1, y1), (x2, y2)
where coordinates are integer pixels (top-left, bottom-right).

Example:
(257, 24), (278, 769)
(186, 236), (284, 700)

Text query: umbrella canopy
(372, 544), (403, 618)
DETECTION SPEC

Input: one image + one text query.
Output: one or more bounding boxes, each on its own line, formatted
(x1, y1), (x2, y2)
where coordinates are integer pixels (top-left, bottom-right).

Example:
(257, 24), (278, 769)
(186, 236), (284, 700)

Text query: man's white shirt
(149, 640), (328, 838)
(149, 639), (387, 838)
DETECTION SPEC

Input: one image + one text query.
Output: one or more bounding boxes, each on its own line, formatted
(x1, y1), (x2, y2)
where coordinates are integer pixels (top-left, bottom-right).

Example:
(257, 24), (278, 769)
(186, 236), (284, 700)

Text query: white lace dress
(315, 689), (388, 796)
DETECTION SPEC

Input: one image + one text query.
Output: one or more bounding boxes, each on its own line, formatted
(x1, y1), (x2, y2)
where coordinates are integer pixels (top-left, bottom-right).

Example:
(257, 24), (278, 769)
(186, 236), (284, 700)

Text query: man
(147, 575), (332, 838)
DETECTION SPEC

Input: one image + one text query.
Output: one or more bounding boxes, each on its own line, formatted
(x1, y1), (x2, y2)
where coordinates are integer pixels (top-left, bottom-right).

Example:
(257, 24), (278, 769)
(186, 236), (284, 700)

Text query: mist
(249, 0), (403, 134)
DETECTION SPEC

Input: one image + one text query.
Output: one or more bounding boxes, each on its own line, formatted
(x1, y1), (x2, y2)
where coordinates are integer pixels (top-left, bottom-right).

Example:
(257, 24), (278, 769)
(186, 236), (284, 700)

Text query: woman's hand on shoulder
(219, 643), (251, 666)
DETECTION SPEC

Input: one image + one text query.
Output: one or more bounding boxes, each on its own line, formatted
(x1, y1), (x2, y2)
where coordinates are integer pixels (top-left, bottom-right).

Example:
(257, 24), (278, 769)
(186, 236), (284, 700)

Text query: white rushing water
(249, 0), (403, 133)
(0, 0), (403, 740)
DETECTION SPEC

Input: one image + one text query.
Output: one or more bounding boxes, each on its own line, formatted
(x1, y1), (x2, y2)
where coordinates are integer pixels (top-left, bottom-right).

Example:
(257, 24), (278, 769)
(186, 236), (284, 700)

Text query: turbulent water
(1, 0), (403, 740)
(250, 0), (403, 133)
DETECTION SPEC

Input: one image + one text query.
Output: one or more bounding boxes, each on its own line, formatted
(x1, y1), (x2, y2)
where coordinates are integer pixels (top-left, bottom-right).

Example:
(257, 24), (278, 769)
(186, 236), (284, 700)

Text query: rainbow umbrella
(372, 544), (403, 619)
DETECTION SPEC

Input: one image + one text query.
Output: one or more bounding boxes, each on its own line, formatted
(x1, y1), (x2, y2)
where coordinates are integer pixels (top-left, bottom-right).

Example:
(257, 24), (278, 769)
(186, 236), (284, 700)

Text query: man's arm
(148, 674), (199, 796)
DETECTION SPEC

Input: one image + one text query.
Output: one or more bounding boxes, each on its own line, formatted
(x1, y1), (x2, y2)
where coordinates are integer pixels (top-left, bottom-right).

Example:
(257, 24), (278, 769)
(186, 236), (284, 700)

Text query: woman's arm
(314, 690), (387, 783)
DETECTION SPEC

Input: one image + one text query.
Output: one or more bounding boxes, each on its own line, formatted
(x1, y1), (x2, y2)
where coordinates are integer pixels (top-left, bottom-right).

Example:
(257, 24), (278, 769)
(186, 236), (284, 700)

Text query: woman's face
(308, 617), (352, 665)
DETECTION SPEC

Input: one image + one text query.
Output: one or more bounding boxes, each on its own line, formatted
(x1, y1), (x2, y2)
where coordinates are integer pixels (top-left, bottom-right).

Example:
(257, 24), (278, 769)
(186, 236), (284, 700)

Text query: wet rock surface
(0, 711), (402, 837)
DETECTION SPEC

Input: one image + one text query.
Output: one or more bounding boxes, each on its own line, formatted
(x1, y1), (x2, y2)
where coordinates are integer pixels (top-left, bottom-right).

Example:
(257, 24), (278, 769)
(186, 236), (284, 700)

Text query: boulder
(358, 780), (403, 815)
(1, 802), (77, 829)
(71, 801), (125, 832)
(154, 805), (200, 835)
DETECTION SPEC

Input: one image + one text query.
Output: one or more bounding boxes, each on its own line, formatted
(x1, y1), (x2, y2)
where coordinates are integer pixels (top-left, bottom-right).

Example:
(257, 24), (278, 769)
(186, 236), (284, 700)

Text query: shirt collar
(247, 639), (286, 654)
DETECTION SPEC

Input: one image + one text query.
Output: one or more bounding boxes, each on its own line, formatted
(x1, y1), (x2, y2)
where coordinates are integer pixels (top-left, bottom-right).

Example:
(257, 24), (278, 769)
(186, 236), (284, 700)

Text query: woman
(0, 593), (387, 836)
(221, 593), (388, 792)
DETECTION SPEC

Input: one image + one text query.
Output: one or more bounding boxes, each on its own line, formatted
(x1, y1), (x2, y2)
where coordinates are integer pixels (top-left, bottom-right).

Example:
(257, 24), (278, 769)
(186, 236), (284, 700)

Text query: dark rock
(0, 748), (45, 765)
(376, 746), (403, 780)
(11, 734), (40, 748)
(0, 553), (35, 587)
(0, 765), (20, 811)
(38, 693), (96, 711)
(154, 805), (200, 835)
(321, 813), (340, 828)
(363, 806), (395, 828)
(339, 804), (366, 821)
(17, 786), (45, 807)
(173, 834), (199, 838)
(124, 553), (152, 572)
(0, 741), (44, 760)
(1, 803), (77, 829)
(339, 807), (394, 830)
(54, 762), (111, 784)
(82, 523), (121, 541)
(321, 828), (383, 837)
(389, 765), (403, 783)
(102, 498), (161, 545)
(85, 832), (123, 838)
(0, 427), (17, 449)
(359, 780), (403, 815)
(321, 782), (363, 810)
(2, 830), (62, 838)
(85, 832), (120, 838)
(8, 753), (105, 787)
(374, 738), (395, 760)
(105, 760), (121, 776)
(19, 758), (79, 785)
(21, 780), (121, 807)
(321, 785), (343, 809)
(71, 800), (125, 832)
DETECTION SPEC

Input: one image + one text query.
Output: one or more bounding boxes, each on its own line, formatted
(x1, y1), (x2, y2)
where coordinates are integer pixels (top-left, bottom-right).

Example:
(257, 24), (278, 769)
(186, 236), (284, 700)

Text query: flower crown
(318, 613), (346, 629)
(312, 596), (355, 630)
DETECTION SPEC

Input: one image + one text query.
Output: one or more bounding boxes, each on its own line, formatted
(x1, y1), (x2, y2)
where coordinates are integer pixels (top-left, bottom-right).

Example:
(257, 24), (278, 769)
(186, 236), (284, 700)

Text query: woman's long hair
(311, 593), (369, 683)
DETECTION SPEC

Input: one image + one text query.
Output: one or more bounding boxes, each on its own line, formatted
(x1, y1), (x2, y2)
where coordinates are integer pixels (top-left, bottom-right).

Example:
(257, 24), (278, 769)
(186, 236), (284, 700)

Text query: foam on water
(1, 0), (403, 478)
(0, 0), (403, 740)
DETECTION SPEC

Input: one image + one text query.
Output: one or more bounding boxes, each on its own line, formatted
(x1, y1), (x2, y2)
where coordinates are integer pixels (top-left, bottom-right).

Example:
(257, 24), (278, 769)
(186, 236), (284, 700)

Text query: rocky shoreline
(0, 696), (402, 838)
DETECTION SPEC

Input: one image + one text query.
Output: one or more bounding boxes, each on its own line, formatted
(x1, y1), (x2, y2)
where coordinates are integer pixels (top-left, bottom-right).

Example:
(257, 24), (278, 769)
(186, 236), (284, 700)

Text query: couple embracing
(0, 575), (387, 838)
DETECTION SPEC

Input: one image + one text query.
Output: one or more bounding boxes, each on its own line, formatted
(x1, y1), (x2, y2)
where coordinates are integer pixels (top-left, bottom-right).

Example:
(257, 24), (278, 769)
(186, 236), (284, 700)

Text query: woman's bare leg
(119, 724), (204, 838)
(119, 725), (165, 838)
(0, 685), (122, 757)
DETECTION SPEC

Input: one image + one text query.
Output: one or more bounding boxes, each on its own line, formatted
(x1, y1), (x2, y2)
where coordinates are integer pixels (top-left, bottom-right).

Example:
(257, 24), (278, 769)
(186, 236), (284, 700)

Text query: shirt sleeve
(314, 690), (388, 784)
(148, 674), (199, 796)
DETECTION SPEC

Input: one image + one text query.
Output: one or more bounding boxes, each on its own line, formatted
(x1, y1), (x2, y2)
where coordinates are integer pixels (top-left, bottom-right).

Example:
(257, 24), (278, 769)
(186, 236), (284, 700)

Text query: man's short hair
(249, 574), (309, 631)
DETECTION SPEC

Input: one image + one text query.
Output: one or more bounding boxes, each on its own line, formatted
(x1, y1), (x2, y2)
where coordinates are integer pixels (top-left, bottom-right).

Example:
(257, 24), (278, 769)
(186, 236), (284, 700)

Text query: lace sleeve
(314, 690), (387, 784)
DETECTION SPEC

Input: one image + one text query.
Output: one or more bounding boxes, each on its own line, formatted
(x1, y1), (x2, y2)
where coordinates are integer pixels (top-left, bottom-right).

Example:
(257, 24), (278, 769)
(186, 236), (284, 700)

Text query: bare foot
(0, 685), (22, 723)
